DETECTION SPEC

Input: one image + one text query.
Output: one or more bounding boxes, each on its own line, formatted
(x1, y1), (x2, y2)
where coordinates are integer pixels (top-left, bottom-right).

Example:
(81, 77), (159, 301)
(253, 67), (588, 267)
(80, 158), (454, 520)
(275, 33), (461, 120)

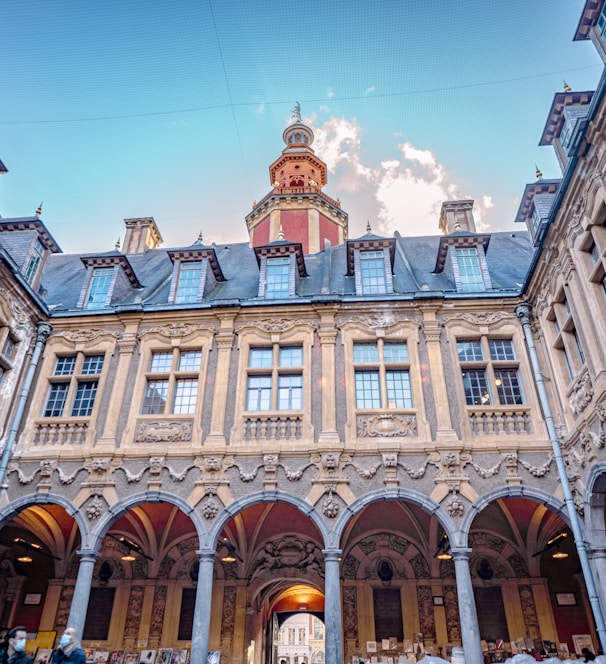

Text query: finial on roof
(115, 237), (121, 251)
(252, 201), (257, 208)
(197, 229), (204, 244)
(290, 101), (302, 124)
(36, 201), (43, 217)
(366, 220), (372, 233)
(563, 80), (571, 93)
(535, 164), (543, 179)
(278, 225), (285, 240)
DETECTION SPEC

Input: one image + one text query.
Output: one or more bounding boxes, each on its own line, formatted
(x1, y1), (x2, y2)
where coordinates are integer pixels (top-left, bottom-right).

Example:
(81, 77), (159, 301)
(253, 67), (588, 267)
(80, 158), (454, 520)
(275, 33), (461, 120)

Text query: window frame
(457, 337), (524, 407)
(549, 293), (586, 381)
(24, 238), (46, 286)
(84, 266), (116, 310)
(174, 261), (204, 304)
(42, 352), (106, 418)
(245, 345), (303, 412)
(454, 246), (486, 292)
(141, 348), (204, 416)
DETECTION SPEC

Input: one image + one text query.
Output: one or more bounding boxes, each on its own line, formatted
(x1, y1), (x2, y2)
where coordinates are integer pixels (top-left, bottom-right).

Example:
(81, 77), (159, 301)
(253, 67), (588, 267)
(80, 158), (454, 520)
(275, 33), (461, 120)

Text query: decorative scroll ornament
(357, 414), (417, 438)
(52, 328), (120, 342)
(135, 420), (193, 443)
(569, 369), (593, 416)
(337, 312), (409, 330)
(442, 311), (515, 326)
(236, 318), (316, 333)
(139, 322), (216, 338)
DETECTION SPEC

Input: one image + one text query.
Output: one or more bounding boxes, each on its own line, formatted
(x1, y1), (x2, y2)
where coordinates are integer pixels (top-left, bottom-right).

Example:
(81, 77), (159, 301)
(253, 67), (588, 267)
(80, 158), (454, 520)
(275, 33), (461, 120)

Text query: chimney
(122, 217), (163, 254)
(438, 200), (476, 235)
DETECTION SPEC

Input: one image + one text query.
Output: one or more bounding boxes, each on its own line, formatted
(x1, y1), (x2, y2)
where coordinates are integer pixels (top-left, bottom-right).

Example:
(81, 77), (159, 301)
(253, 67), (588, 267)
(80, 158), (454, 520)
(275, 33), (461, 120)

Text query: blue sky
(0, 0), (602, 253)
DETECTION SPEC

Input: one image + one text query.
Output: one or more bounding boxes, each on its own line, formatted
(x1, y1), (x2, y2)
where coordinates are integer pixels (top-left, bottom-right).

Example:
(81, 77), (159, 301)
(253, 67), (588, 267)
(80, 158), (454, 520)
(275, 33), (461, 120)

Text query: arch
(585, 462), (606, 545)
(331, 487), (457, 549)
(91, 490), (207, 551)
(205, 490), (330, 549)
(0, 492), (89, 544)
(461, 485), (569, 537)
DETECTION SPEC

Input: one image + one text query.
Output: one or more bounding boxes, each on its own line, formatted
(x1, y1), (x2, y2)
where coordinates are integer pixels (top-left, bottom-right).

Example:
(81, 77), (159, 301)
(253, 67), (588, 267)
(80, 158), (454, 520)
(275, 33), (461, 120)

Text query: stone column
(67, 550), (99, 639)
(190, 550), (216, 664)
(323, 549), (343, 664)
(451, 548), (483, 664)
(206, 313), (236, 445)
(98, 329), (138, 447)
(316, 306), (339, 444)
(422, 312), (457, 442)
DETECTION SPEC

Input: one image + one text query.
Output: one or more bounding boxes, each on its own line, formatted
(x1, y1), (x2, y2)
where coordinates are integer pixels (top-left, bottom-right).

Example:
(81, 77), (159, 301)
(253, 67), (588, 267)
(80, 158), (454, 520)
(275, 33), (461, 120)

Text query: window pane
(279, 347), (302, 367)
(44, 383), (69, 417)
(455, 247), (485, 292)
(353, 343), (379, 364)
(249, 348), (273, 368)
(247, 375), (272, 410)
(461, 370), (491, 406)
(2, 336), (16, 360)
(266, 257), (291, 299)
(278, 374), (302, 409)
(176, 262), (202, 303)
(150, 352), (173, 372)
(355, 371), (381, 408)
(24, 239), (45, 285)
(489, 339), (515, 361)
(179, 351), (202, 371)
(173, 379), (198, 414)
(82, 355), (105, 375)
(383, 342), (408, 363)
(457, 341), (483, 362)
(495, 369), (523, 405)
(55, 356), (76, 376)
(71, 381), (98, 416)
(86, 267), (114, 309)
(360, 251), (387, 294)
(142, 379), (169, 414)
(386, 371), (412, 408)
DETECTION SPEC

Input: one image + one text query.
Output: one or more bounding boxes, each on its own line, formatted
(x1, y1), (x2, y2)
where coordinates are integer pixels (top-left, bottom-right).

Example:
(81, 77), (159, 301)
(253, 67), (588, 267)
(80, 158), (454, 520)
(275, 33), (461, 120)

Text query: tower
(245, 107), (348, 254)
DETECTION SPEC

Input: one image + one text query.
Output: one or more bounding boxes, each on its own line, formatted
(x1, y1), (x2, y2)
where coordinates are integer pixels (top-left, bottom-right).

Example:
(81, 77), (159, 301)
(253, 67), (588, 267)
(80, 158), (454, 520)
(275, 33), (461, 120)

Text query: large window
(85, 267), (114, 309)
(43, 354), (105, 417)
(457, 338), (523, 406)
(175, 261), (202, 303)
(246, 346), (303, 411)
(359, 251), (387, 294)
(455, 247), (485, 292)
(265, 257), (291, 299)
(141, 349), (202, 415)
(353, 341), (412, 409)
(550, 294), (585, 381)
(0, 332), (18, 387)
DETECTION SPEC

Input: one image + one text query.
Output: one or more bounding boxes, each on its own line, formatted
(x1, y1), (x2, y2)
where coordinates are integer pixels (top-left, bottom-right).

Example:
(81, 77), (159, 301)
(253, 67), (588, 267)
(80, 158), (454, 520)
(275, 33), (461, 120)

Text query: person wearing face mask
(0, 626), (33, 664)
(51, 629), (85, 664)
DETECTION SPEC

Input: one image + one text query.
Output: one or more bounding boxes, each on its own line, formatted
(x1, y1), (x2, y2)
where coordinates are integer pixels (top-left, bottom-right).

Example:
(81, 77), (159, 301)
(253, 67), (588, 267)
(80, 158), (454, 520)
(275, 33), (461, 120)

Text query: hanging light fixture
(17, 554), (33, 563)
(218, 537), (241, 563)
(434, 534), (453, 560)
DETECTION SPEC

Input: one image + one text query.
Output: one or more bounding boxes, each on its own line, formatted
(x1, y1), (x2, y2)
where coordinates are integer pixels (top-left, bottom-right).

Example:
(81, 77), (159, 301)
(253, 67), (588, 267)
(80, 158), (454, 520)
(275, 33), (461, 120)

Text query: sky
(0, 0), (603, 254)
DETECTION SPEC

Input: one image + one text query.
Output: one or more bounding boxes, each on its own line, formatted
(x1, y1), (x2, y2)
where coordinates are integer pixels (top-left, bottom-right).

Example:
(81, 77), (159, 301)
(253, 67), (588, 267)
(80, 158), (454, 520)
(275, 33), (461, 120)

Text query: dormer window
(266, 257), (291, 298)
(255, 241), (307, 300)
(24, 238), (45, 286)
(175, 261), (203, 303)
(347, 237), (396, 296)
(78, 255), (143, 310)
(85, 267), (115, 309)
(167, 248), (226, 305)
(359, 250), (389, 294)
(455, 247), (485, 292)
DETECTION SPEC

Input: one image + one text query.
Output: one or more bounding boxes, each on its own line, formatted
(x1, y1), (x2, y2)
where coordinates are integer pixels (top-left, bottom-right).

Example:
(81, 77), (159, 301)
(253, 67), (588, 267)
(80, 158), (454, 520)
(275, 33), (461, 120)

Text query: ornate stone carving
(338, 312), (410, 329)
(323, 492), (340, 518)
(518, 455), (552, 477)
(445, 491), (465, 518)
(139, 322), (216, 338)
(51, 328), (120, 342)
(569, 369), (593, 416)
(357, 413), (417, 437)
(201, 497), (219, 519)
(250, 536), (325, 579)
(135, 420), (193, 443)
(86, 497), (105, 520)
(468, 457), (503, 479)
(442, 311), (515, 325)
(237, 318), (316, 333)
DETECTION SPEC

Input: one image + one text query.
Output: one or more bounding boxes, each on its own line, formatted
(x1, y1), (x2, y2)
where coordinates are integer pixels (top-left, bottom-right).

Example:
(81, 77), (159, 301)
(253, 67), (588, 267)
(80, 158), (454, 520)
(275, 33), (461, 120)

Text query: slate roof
(15, 227), (534, 315)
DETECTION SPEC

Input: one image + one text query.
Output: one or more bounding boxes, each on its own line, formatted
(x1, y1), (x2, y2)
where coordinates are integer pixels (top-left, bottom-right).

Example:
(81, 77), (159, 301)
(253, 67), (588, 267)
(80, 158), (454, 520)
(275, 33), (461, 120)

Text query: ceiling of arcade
(0, 496), (581, 589)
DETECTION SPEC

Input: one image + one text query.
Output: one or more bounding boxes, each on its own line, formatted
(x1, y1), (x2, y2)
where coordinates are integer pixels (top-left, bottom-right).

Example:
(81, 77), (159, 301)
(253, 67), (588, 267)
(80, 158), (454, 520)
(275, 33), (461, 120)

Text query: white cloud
(327, 87), (335, 99)
(365, 86), (376, 95)
(311, 116), (497, 238)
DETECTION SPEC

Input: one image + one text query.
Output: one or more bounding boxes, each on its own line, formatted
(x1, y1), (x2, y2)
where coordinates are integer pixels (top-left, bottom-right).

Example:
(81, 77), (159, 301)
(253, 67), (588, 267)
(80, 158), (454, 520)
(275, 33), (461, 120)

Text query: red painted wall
(252, 215), (271, 247)
(320, 214), (340, 247)
(281, 210), (310, 253)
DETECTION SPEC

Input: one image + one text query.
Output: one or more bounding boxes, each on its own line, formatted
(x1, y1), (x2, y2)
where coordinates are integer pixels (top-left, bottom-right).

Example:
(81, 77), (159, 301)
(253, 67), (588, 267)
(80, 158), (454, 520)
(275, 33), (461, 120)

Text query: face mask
(60, 635), (71, 648)
(14, 639), (26, 653)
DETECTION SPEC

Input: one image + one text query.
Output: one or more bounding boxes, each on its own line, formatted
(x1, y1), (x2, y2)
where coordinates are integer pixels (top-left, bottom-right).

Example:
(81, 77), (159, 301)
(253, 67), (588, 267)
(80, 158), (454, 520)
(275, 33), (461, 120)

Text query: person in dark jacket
(51, 629), (85, 664)
(0, 626), (33, 664)
(582, 647), (596, 661)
